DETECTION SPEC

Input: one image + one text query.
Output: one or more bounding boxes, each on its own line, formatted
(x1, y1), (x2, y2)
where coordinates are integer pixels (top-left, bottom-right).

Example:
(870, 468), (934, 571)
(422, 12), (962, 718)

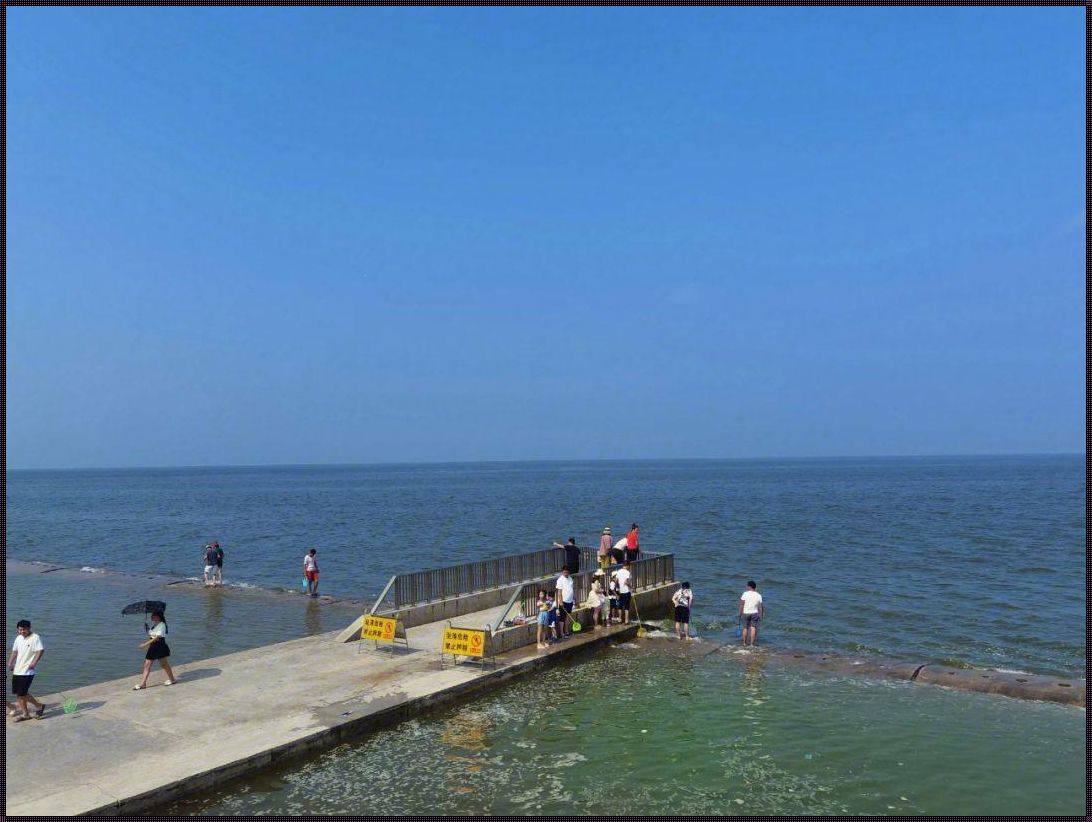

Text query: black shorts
(145, 640), (171, 660)
(623, 548), (639, 564)
(609, 548), (625, 564)
(618, 592), (632, 609)
(11, 674), (34, 696)
(744, 613), (761, 629)
(561, 601), (574, 615)
(674, 605), (690, 624)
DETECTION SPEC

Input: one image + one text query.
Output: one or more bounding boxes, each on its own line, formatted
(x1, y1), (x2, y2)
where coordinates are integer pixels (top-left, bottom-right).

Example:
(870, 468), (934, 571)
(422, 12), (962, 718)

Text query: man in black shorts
(8, 620), (45, 721)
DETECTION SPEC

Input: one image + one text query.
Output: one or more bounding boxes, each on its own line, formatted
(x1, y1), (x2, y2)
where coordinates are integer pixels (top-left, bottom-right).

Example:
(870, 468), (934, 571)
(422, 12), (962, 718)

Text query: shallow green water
(162, 639), (1084, 816)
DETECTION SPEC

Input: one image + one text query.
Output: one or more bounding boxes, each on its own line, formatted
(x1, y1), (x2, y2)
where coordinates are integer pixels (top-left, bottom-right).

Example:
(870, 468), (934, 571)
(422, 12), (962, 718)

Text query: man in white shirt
(738, 580), (764, 647)
(554, 566), (575, 638)
(8, 620), (45, 721)
(612, 562), (633, 624)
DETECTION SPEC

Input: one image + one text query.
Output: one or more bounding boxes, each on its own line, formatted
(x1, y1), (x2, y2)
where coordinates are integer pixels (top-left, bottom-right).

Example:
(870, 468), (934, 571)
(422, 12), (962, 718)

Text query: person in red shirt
(625, 523), (640, 564)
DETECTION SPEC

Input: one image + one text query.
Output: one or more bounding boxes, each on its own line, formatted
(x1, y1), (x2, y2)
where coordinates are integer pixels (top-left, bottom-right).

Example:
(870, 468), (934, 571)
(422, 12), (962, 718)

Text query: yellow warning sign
(361, 615), (397, 643)
(442, 627), (487, 658)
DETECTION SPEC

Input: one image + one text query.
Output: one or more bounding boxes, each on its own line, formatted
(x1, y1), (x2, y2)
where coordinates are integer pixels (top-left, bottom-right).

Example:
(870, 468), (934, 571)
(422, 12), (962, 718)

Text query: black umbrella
(122, 600), (167, 632)
(121, 600), (166, 616)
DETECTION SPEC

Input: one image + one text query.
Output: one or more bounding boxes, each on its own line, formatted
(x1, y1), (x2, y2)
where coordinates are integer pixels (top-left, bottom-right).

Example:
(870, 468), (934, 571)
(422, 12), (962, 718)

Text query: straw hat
(602, 527), (611, 534)
(593, 569), (605, 576)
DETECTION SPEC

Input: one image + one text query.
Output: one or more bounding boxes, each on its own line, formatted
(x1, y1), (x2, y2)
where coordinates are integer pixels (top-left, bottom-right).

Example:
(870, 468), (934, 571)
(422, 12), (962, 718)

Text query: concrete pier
(5, 607), (648, 816)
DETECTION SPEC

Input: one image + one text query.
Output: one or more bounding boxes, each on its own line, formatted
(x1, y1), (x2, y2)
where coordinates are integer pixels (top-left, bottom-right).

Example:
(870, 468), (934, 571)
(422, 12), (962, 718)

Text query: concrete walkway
(5, 605), (638, 816)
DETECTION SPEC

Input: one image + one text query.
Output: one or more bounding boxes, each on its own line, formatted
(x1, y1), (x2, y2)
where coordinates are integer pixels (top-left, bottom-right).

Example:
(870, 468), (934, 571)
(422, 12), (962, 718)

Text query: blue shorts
(537, 611), (550, 626)
(744, 613), (761, 628)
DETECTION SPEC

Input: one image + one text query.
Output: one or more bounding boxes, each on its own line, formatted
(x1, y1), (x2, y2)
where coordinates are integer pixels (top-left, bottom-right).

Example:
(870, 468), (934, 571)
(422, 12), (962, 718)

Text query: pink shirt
(598, 535), (612, 556)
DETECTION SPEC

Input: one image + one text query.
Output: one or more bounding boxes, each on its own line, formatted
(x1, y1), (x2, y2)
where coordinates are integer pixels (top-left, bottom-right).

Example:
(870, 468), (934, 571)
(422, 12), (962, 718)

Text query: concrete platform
(5, 606), (639, 816)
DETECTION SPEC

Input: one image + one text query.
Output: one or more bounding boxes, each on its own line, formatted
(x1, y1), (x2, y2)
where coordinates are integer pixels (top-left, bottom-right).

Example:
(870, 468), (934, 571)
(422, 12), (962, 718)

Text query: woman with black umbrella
(133, 610), (176, 690)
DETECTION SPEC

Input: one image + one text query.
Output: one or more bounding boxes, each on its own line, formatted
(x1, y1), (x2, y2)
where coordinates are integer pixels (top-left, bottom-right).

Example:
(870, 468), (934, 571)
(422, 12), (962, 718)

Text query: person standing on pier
(625, 523), (640, 564)
(8, 620), (45, 721)
(738, 580), (763, 647)
(598, 527), (613, 570)
(611, 534), (628, 565)
(612, 562), (633, 624)
(552, 537), (581, 575)
(134, 610), (176, 689)
(303, 548), (320, 597)
(555, 566), (575, 638)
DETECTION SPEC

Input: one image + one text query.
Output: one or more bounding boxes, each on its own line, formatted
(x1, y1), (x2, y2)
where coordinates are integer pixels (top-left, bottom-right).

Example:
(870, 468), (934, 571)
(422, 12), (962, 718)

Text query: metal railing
(370, 545), (662, 614)
(493, 552), (675, 631)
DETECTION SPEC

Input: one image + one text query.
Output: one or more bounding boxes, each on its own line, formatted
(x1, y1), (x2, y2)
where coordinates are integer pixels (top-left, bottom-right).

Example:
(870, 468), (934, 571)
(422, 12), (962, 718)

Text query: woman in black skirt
(134, 610), (176, 689)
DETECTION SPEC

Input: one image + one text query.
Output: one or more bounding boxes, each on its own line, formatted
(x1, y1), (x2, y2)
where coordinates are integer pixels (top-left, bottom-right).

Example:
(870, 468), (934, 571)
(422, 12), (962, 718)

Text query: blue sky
(6, 7), (1083, 468)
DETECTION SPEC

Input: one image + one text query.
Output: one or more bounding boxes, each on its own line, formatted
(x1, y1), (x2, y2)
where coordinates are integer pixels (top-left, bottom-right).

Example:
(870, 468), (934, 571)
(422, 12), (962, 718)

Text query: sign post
(358, 614), (408, 654)
(440, 623), (494, 672)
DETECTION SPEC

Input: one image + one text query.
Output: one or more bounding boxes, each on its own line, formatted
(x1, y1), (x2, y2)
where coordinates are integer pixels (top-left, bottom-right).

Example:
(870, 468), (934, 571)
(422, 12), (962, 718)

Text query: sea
(4, 455), (1085, 814)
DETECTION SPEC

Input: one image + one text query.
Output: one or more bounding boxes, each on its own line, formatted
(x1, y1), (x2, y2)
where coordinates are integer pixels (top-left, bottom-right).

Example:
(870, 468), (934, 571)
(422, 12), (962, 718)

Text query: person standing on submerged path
(672, 581), (693, 640)
(552, 537), (581, 575)
(738, 580), (763, 647)
(303, 548), (320, 597)
(202, 544), (218, 587)
(213, 542), (224, 586)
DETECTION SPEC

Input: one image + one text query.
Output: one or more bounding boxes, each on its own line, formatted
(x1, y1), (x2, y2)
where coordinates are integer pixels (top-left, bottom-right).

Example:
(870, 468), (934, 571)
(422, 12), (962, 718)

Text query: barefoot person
(672, 582), (693, 640)
(738, 580), (763, 647)
(8, 620), (45, 721)
(303, 548), (320, 597)
(202, 543), (218, 587)
(134, 610), (176, 689)
(213, 541), (224, 586)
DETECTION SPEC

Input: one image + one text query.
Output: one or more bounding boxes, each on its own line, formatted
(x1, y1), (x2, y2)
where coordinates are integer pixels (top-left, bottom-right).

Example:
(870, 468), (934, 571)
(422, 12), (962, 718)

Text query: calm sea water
(5, 456), (1085, 815)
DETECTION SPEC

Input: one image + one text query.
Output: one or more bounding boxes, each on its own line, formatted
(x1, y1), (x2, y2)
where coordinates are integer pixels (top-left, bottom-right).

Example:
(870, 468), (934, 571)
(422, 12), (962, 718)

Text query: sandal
(34, 706), (44, 719)
(163, 680), (177, 686)
(13, 714), (29, 722)
(132, 684), (146, 691)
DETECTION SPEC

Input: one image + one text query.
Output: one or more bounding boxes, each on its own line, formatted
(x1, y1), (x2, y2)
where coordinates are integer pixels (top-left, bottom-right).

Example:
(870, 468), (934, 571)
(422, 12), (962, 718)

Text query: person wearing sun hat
(597, 527), (613, 570)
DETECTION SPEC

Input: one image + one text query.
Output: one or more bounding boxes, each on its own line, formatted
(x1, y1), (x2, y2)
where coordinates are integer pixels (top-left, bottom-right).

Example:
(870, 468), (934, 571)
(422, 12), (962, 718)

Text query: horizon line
(5, 451), (1082, 472)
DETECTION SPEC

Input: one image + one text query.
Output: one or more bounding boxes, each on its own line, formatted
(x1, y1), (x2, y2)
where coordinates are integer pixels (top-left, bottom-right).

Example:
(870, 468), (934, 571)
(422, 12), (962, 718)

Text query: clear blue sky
(7, 7), (1083, 469)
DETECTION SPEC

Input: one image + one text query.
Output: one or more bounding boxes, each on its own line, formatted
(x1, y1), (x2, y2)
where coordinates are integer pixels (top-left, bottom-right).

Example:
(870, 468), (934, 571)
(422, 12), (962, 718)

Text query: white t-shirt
(613, 568), (631, 594)
(673, 588), (693, 609)
(740, 590), (763, 614)
(149, 622), (167, 641)
(303, 554), (317, 572)
(613, 537), (628, 552)
(12, 633), (44, 676)
(555, 574), (574, 604)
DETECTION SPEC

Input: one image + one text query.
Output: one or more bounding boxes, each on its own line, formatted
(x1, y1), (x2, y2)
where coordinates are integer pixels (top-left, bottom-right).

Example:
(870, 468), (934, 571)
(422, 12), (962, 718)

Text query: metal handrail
(370, 575), (397, 615)
(377, 544), (665, 612)
(493, 552), (675, 630)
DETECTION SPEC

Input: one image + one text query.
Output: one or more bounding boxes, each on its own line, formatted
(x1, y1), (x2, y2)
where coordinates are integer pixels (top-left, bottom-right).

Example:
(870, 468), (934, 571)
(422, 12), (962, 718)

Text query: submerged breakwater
(5, 457), (1085, 815)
